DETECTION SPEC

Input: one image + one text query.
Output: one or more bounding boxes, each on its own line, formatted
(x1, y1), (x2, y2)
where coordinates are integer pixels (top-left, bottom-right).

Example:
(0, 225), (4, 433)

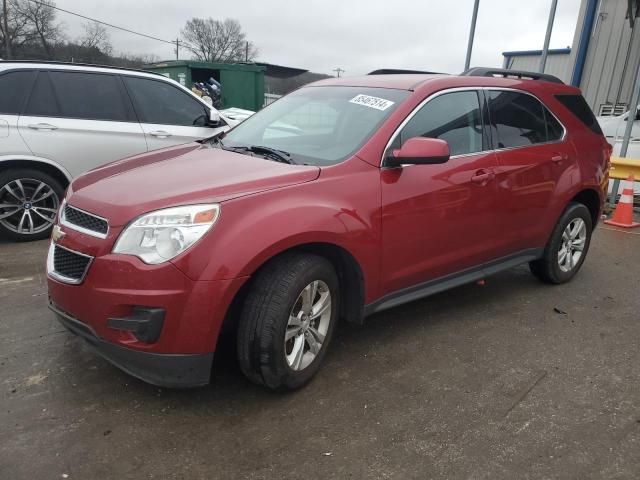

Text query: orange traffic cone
(605, 175), (639, 228)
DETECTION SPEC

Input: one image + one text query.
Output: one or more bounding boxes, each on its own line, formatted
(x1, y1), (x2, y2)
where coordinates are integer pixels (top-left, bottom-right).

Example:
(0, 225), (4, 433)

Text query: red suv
(47, 68), (611, 390)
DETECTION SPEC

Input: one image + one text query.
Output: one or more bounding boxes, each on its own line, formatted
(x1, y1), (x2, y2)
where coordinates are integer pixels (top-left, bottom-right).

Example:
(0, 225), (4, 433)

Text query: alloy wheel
(0, 178), (60, 235)
(558, 217), (586, 273)
(284, 280), (332, 371)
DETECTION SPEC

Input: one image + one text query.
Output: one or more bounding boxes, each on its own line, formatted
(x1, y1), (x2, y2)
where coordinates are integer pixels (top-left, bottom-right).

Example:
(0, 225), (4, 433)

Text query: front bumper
(50, 302), (213, 388)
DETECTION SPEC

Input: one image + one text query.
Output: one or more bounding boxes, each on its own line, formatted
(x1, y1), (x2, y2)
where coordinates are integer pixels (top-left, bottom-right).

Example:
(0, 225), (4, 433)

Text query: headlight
(113, 204), (220, 264)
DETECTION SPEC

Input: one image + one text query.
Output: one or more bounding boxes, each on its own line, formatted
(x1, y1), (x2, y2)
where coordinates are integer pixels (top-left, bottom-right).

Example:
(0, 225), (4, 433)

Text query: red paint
(47, 74), (610, 359)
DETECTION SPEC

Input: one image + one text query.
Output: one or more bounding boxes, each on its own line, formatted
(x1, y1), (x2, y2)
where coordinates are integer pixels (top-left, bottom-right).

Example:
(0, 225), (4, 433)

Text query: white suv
(0, 61), (250, 241)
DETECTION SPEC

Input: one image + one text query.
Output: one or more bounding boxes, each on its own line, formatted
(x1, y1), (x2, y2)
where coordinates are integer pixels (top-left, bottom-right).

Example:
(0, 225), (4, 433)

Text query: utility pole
(539, 0), (558, 73)
(2, 0), (11, 59)
(175, 38), (179, 60)
(464, 0), (480, 71)
(333, 67), (345, 77)
(245, 41), (249, 62)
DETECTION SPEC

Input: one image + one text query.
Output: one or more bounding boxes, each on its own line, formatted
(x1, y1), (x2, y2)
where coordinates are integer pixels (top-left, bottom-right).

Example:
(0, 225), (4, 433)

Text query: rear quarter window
(555, 94), (603, 135)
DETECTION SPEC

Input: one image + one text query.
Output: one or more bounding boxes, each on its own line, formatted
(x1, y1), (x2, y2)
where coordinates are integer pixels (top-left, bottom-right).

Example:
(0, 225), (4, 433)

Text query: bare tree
(13, 0), (62, 58)
(0, 0), (37, 59)
(181, 18), (257, 63)
(78, 22), (112, 55)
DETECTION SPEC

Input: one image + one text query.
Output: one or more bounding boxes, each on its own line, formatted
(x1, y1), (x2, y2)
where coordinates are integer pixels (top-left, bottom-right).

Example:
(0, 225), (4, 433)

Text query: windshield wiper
(230, 145), (295, 164)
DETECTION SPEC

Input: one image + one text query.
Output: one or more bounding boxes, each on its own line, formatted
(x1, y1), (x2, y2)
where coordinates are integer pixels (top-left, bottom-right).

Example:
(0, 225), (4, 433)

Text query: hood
(68, 143), (320, 227)
(219, 107), (254, 126)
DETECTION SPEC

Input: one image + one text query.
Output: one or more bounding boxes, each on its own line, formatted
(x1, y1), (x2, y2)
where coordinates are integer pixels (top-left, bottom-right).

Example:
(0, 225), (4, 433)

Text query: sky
(56, 0), (582, 76)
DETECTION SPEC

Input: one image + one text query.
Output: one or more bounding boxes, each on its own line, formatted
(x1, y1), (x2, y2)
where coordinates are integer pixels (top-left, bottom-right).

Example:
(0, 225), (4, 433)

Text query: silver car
(0, 61), (248, 241)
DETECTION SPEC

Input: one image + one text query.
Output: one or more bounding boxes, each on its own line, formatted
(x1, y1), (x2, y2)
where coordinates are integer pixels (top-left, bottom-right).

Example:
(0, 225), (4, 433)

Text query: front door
(380, 89), (501, 296)
(122, 76), (225, 152)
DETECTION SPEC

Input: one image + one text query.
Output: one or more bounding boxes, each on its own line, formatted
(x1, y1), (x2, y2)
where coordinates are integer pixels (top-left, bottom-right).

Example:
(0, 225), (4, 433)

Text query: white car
(0, 61), (252, 241)
(597, 108), (640, 197)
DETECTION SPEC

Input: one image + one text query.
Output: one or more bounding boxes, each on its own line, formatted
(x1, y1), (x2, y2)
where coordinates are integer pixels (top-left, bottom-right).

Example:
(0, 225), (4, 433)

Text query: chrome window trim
(380, 86), (568, 168)
(46, 242), (94, 285)
(60, 204), (109, 239)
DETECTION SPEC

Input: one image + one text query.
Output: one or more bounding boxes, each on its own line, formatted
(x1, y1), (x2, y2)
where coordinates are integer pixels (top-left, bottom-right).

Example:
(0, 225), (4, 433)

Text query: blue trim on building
(571, 0), (599, 86)
(502, 48), (571, 57)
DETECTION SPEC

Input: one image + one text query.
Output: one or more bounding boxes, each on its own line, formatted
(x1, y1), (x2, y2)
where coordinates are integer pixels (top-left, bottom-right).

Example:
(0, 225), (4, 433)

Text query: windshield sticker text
(349, 94), (395, 111)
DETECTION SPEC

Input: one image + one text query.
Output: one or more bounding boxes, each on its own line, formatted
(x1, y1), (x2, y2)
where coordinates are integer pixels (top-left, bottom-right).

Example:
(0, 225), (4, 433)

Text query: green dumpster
(143, 60), (265, 111)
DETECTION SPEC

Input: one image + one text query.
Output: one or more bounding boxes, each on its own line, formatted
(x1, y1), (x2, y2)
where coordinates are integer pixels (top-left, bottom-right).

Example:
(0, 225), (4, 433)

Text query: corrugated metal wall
(569, 0), (640, 112)
(505, 54), (572, 83)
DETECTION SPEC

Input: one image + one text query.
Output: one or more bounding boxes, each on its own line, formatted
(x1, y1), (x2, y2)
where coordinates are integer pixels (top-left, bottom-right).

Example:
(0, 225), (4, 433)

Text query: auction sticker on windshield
(349, 94), (395, 111)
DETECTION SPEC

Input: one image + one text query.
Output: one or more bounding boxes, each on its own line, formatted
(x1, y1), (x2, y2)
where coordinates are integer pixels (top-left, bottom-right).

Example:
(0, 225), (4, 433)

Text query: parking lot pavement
(1, 226), (639, 480)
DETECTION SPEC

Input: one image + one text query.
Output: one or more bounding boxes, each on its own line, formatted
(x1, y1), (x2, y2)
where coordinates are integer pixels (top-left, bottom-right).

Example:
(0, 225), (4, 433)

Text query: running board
(364, 248), (543, 316)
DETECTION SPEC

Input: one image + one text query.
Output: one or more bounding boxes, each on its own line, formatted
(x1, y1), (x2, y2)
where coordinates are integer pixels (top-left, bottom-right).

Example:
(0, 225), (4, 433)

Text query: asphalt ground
(1, 224), (639, 479)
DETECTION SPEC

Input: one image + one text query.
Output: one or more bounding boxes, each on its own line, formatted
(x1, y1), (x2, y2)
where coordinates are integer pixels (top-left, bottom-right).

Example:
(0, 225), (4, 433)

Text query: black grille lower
(53, 246), (92, 281)
(64, 205), (108, 235)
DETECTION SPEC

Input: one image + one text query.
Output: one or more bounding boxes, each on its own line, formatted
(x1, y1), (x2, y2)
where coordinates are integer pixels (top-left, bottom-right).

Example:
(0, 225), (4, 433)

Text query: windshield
(221, 86), (409, 166)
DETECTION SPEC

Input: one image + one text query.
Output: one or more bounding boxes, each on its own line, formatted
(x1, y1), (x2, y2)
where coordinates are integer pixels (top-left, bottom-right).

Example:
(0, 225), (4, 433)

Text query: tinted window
(48, 71), (132, 122)
(488, 91), (550, 148)
(0, 71), (35, 115)
(397, 91), (484, 156)
(124, 77), (208, 126)
(545, 109), (564, 141)
(24, 72), (59, 117)
(555, 94), (603, 135)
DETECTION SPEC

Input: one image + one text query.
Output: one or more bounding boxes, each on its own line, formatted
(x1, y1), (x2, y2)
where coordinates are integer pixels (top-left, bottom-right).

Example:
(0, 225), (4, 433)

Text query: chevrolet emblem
(51, 224), (66, 243)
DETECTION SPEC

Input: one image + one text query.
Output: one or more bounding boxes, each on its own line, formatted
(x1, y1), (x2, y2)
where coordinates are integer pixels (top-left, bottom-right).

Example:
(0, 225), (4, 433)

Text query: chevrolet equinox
(47, 68), (611, 390)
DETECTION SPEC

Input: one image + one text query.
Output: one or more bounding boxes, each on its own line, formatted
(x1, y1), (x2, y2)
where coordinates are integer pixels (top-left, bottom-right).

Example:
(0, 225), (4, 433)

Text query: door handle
(149, 130), (172, 138)
(551, 153), (568, 163)
(471, 170), (494, 184)
(27, 123), (58, 131)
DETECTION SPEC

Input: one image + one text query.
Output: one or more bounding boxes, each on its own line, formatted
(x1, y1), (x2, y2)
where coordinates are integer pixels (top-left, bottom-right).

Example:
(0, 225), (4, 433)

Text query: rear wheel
(529, 202), (592, 284)
(237, 253), (339, 390)
(0, 169), (64, 241)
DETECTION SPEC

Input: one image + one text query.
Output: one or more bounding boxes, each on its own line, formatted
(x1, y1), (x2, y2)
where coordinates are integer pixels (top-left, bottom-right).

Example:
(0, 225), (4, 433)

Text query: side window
(0, 71), (36, 115)
(24, 72), (60, 117)
(123, 77), (208, 127)
(488, 90), (551, 148)
(395, 91), (484, 156)
(545, 109), (564, 141)
(48, 71), (133, 122)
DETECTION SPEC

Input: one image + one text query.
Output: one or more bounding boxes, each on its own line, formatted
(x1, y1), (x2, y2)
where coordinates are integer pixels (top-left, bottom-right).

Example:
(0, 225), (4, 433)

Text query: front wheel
(237, 253), (339, 390)
(0, 169), (64, 241)
(529, 202), (593, 284)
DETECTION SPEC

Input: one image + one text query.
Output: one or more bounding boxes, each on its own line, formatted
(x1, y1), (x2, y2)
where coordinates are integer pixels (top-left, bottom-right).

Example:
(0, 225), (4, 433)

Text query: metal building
(502, 48), (572, 83)
(568, 0), (640, 115)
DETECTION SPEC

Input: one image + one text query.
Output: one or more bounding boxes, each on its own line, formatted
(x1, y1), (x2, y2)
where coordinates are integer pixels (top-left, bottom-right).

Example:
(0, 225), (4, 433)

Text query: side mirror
(208, 109), (221, 126)
(386, 137), (450, 167)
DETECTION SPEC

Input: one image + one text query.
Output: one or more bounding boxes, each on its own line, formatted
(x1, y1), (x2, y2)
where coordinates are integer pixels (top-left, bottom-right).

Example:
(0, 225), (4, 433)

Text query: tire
(237, 253), (339, 390)
(529, 202), (593, 284)
(0, 168), (64, 242)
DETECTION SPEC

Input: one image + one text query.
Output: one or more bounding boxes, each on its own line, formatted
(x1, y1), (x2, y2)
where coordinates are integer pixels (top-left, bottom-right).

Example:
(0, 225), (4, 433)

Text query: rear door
(122, 76), (226, 151)
(18, 70), (147, 178)
(488, 89), (572, 253)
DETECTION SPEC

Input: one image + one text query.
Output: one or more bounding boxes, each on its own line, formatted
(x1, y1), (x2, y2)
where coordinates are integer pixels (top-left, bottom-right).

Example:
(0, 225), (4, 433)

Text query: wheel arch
(215, 241), (366, 352)
(570, 188), (601, 227)
(0, 157), (72, 190)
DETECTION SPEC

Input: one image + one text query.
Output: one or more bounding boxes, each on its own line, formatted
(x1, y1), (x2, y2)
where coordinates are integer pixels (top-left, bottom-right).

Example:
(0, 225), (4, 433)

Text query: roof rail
(0, 59), (164, 77)
(368, 68), (444, 75)
(460, 67), (564, 84)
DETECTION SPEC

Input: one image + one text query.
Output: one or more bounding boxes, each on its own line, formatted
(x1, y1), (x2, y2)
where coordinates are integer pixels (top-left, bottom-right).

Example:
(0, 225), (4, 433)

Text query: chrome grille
(50, 245), (93, 284)
(62, 205), (108, 237)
